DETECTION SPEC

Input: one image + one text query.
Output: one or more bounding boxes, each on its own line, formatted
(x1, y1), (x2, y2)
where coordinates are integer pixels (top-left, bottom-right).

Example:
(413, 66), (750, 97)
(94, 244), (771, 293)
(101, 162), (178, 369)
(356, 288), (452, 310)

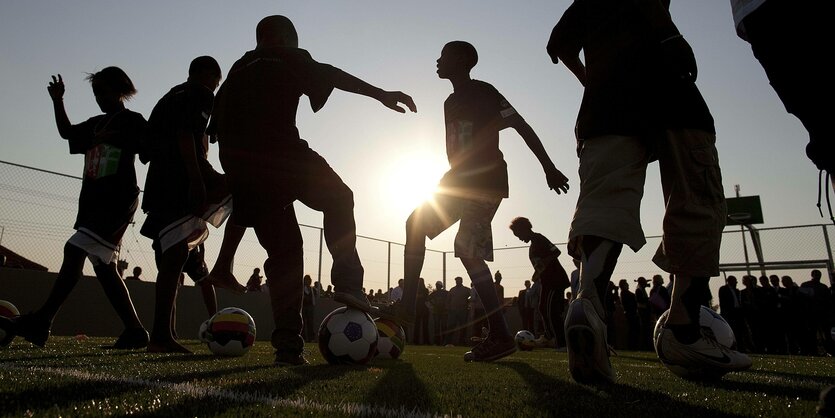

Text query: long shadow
(0, 374), (150, 416)
(496, 361), (743, 417)
(363, 360), (433, 412)
(745, 368), (835, 386)
(0, 348), (147, 364)
(702, 376), (823, 401)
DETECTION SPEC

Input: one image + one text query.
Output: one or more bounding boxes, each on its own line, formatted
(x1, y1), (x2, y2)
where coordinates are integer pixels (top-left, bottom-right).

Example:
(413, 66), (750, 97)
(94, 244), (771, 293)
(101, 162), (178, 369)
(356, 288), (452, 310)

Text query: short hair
(509, 217), (532, 231)
(444, 41), (478, 71)
(256, 15), (298, 47)
(133, 266), (142, 274)
(85, 66), (136, 100)
(189, 56), (221, 79)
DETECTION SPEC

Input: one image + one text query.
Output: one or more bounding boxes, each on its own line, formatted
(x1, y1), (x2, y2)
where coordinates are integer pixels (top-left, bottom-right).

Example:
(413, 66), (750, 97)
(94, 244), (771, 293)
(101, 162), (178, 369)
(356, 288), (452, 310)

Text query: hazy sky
(0, 1), (827, 291)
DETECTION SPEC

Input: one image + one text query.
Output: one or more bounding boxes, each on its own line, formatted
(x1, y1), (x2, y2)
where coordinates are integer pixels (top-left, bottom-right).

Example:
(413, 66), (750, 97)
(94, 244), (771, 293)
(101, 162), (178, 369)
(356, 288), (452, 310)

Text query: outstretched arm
(511, 119), (569, 195)
(331, 69), (417, 114)
(48, 74), (73, 139)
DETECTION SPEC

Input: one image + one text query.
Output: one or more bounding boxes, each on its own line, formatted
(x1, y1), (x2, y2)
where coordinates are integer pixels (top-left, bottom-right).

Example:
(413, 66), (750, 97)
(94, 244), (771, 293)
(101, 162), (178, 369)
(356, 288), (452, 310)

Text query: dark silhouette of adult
(446, 276), (470, 346)
(125, 266), (143, 281)
(517, 280), (534, 332)
(618, 279), (640, 350)
(210, 15), (416, 365)
(801, 270), (834, 355)
(757, 275), (782, 353)
(635, 277), (652, 350)
(0, 68), (148, 349)
(302, 274), (316, 342)
(246, 268), (263, 292)
(414, 278), (431, 345)
(428, 281), (448, 345)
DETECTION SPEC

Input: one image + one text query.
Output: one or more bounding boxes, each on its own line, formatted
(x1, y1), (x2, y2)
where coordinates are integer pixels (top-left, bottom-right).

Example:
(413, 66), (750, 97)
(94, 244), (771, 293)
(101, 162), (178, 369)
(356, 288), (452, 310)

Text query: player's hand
(48, 74), (65, 100)
(379, 91), (417, 114)
(545, 166), (569, 194)
(660, 36), (697, 82)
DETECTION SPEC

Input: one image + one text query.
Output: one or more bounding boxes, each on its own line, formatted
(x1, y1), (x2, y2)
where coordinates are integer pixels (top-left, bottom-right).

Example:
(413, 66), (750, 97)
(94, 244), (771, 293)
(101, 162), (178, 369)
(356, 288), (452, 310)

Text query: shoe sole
(333, 294), (374, 314)
(465, 343), (517, 362)
(566, 324), (613, 384)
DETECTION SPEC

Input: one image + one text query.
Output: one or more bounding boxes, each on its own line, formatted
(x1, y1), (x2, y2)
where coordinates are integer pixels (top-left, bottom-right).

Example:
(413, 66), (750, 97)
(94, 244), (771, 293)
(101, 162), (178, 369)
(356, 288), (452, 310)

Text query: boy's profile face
(436, 46), (460, 80)
(510, 227), (533, 243)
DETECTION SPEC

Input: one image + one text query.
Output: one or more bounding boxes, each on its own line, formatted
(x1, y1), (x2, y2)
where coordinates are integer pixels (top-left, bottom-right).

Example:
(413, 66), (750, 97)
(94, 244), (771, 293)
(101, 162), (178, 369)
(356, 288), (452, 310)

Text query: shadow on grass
(745, 368), (835, 386)
(0, 348), (145, 363)
(497, 361), (743, 417)
(0, 375), (149, 416)
(363, 360), (433, 412)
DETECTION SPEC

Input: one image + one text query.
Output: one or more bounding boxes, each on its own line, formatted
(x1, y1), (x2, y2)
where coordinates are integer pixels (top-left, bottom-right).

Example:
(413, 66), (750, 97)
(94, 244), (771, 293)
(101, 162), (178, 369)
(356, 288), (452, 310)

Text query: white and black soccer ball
(653, 306), (735, 350)
(514, 330), (536, 351)
(318, 307), (378, 365)
(654, 306), (737, 380)
(202, 307), (256, 357)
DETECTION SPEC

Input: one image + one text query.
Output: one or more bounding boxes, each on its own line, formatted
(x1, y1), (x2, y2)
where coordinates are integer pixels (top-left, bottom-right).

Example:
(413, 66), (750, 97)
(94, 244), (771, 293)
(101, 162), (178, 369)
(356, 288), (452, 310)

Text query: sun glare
(382, 153), (448, 216)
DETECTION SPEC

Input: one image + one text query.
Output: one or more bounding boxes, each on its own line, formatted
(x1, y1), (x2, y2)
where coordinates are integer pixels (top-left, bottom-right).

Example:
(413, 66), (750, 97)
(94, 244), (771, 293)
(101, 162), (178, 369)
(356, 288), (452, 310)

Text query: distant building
(0, 245), (48, 271)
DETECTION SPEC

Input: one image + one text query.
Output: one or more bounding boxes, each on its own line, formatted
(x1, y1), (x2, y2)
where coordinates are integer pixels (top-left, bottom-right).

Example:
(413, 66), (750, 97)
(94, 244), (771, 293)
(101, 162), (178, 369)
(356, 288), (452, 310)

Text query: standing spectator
(740, 275), (762, 353)
(517, 280), (534, 332)
(314, 281), (324, 297)
(635, 277), (652, 350)
(780, 275), (803, 354)
(719, 275), (750, 352)
(414, 278), (430, 345)
(649, 274), (670, 320)
(619, 279), (640, 350)
(246, 268), (263, 292)
(324, 285), (333, 298)
(494, 271), (505, 310)
(125, 267), (143, 281)
(801, 270), (834, 355)
(428, 281), (448, 345)
(446, 276), (470, 346)
(758, 275), (781, 353)
(302, 275), (316, 343)
(770, 274), (788, 353)
(390, 279), (404, 303)
(527, 277), (543, 336)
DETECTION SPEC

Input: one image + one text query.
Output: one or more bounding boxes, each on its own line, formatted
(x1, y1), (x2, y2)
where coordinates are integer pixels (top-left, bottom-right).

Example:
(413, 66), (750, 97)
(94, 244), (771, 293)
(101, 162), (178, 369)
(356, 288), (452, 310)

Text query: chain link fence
(1, 159), (833, 297)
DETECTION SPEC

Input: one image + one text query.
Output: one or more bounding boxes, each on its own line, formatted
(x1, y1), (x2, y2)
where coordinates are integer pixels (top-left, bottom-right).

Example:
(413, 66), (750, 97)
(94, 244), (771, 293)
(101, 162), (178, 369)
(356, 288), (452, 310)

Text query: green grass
(1, 337), (832, 417)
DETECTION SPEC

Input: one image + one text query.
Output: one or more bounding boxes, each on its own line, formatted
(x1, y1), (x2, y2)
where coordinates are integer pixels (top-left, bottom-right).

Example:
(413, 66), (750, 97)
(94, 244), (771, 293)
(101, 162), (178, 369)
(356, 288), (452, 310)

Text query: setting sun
(380, 152), (449, 216)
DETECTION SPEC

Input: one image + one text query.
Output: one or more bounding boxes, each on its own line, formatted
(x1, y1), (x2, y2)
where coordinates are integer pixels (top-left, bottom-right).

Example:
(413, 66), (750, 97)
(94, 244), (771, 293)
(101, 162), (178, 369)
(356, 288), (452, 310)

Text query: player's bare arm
(331, 69), (417, 114)
(547, 4), (586, 86)
(48, 74), (73, 139)
(511, 118), (570, 195)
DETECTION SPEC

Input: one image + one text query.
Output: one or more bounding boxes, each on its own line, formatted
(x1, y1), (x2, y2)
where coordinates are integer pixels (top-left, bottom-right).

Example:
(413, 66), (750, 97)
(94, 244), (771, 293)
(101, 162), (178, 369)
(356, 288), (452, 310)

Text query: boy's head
(188, 56), (222, 91)
(85, 66), (136, 111)
(437, 41), (477, 80)
(509, 216), (534, 242)
(256, 15), (298, 48)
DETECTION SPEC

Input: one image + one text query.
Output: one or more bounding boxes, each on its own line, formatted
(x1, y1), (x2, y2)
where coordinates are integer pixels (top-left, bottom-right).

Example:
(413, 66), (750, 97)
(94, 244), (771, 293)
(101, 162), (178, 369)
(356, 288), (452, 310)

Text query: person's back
(448, 284), (470, 311)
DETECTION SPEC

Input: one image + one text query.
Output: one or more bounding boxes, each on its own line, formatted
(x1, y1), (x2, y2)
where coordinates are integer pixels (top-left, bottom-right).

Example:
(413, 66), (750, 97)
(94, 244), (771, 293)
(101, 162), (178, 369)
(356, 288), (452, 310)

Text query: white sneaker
(564, 298), (614, 384)
(655, 327), (752, 380)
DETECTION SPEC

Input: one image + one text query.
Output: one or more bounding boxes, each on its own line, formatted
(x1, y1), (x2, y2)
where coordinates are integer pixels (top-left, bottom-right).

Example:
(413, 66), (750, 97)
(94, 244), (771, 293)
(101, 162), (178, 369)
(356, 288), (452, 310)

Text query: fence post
(442, 251), (447, 290)
(317, 227), (324, 285)
(387, 242), (391, 297)
(823, 225), (834, 286)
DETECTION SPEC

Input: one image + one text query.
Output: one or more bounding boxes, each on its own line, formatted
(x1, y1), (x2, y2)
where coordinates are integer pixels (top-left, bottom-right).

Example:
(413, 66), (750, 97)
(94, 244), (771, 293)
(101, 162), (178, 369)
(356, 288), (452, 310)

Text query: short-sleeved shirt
(529, 232), (569, 290)
(66, 109), (145, 244)
(211, 47), (338, 152)
(143, 81), (215, 214)
(441, 79), (518, 198)
(548, 0), (714, 140)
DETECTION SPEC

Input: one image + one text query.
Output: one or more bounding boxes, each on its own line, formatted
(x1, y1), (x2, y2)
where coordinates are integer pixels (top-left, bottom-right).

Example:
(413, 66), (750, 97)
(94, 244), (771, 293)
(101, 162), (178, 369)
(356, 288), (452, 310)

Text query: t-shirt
(211, 47), (338, 152)
(547, 0), (715, 140)
(529, 233), (569, 290)
(143, 81), (215, 215)
(441, 79), (518, 198)
(66, 109), (146, 243)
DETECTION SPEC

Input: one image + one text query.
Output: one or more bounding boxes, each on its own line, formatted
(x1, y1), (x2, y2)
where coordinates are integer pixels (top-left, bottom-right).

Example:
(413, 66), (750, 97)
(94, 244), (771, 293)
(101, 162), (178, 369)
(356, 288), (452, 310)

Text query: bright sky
(0, 1), (827, 293)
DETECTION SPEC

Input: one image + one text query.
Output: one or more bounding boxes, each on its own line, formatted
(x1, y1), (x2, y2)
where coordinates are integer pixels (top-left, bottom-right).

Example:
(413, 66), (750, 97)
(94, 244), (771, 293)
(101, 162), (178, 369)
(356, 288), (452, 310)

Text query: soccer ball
(653, 306), (736, 380)
(318, 307), (378, 365)
(202, 307), (256, 356)
(514, 330), (536, 351)
(653, 306), (735, 350)
(0, 300), (20, 347)
(374, 318), (406, 359)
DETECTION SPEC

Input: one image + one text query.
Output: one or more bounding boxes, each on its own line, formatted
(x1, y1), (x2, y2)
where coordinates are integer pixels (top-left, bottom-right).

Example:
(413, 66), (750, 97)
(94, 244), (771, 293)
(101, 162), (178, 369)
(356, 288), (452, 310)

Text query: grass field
(1, 337), (832, 417)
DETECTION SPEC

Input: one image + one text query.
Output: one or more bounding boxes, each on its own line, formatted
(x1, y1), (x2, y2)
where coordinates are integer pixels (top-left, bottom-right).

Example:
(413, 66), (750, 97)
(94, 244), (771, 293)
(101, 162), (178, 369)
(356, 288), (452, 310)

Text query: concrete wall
(0, 267), (523, 341)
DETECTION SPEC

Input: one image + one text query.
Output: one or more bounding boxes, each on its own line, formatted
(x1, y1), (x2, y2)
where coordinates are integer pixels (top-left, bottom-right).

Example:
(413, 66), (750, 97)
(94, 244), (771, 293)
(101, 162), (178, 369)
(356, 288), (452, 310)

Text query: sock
(670, 276), (710, 344)
(669, 324), (701, 344)
(470, 269), (510, 339)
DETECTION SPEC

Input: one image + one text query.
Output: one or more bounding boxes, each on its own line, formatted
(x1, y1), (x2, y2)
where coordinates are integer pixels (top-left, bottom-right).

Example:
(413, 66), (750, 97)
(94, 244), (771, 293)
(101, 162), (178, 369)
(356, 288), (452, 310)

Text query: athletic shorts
(568, 130), (726, 277)
(412, 192), (501, 261)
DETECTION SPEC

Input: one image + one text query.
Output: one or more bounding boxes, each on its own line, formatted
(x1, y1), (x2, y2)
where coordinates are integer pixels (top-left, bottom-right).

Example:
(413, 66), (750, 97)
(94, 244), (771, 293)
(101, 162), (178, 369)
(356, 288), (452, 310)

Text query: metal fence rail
(1, 159), (833, 296)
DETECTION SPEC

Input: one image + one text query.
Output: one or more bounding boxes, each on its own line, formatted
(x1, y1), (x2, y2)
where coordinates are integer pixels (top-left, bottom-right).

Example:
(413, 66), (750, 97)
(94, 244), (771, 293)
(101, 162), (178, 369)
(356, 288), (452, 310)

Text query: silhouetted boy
(210, 15), (416, 366)
(0, 68), (148, 349)
(389, 41), (569, 362)
(141, 56), (229, 353)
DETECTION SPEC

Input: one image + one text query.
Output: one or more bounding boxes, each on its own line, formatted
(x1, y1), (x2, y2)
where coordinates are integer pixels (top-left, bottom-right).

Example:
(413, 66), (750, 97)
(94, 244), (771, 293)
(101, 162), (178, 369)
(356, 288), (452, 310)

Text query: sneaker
(1, 313), (51, 347)
(374, 303), (415, 327)
(274, 351), (309, 367)
(334, 290), (377, 315)
(109, 327), (150, 349)
(564, 298), (615, 384)
(463, 334), (517, 362)
(655, 327), (752, 380)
